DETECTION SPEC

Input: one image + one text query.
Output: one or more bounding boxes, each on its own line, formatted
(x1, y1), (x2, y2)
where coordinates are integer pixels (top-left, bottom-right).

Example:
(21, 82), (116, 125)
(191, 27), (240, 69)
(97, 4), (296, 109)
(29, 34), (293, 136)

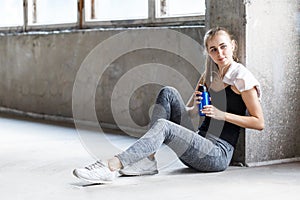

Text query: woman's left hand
(202, 105), (225, 120)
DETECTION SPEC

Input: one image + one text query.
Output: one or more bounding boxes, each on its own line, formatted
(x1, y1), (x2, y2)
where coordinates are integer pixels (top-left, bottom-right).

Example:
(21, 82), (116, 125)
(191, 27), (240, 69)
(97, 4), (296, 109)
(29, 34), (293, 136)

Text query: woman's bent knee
(159, 86), (179, 95)
(156, 118), (169, 125)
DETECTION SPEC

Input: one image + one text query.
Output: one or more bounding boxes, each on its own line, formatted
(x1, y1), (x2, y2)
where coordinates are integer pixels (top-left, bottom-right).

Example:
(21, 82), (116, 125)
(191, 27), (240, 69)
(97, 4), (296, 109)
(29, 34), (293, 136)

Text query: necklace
(219, 64), (231, 79)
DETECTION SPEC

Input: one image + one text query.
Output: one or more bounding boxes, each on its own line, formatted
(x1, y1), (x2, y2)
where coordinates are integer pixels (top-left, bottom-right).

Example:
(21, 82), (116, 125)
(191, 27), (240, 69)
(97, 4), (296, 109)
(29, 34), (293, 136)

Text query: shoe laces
(85, 160), (106, 170)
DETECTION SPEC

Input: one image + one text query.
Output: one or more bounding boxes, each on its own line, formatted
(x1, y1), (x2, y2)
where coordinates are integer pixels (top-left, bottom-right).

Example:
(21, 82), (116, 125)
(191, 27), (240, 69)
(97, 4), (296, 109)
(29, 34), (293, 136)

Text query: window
(27, 0), (77, 25)
(83, 0), (205, 27)
(85, 0), (148, 21)
(156, 0), (205, 18)
(0, 0), (205, 32)
(0, 0), (23, 27)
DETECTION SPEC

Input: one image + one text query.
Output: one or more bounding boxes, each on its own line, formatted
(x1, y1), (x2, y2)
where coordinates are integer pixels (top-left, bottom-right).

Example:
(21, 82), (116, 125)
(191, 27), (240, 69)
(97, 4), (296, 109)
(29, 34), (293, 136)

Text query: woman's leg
(110, 86), (197, 171)
(115, 118), (233, 172)
(179, 134), (234, 172)
(150, 87), (234, 171)
(73, 119), (232, 183)
(149, 86), (194, 130)
(115, 119), (195, 168)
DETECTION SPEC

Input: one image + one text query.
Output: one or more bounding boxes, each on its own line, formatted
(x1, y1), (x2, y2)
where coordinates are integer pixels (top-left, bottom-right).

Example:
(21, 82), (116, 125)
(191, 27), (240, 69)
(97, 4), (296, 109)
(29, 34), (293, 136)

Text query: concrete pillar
(205, 0), (247, 165)
(206, 0), (300, 165)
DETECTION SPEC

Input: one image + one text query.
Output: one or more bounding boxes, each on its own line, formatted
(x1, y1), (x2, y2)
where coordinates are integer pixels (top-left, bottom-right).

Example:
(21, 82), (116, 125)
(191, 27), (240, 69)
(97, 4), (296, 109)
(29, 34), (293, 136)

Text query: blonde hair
(199, 27), (238, 87)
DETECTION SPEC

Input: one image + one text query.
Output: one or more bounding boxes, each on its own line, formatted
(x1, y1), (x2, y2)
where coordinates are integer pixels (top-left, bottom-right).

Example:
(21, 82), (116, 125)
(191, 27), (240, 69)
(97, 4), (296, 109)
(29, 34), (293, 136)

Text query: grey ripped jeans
(116, 86), (234, 172)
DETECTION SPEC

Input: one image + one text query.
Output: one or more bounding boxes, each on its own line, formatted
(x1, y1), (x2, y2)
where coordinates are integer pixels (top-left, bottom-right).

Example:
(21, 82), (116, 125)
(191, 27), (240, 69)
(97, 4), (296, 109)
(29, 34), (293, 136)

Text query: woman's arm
(203, 87), (264, 130)
(225, 88), (264, 130)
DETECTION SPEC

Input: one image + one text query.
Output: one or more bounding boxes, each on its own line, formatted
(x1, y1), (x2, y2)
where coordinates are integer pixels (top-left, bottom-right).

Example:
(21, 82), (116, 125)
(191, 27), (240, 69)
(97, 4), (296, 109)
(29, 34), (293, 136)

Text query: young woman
(73, 27), (264, 183)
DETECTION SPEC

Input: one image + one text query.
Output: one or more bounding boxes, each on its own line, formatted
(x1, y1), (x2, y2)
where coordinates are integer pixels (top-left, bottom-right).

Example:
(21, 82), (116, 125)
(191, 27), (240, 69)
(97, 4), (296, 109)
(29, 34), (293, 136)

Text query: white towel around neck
(223, 61), (262, 99)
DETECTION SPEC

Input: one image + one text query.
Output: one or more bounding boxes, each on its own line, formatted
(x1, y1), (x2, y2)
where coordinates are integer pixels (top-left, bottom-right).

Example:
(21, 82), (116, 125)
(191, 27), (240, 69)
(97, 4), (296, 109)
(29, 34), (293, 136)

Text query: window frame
(0, 0), (205, 33)
(81, 0), (205, 28)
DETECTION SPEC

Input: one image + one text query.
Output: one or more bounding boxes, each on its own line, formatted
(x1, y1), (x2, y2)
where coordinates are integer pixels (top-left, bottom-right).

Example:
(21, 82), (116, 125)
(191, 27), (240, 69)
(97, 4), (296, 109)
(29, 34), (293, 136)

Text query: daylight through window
(0, 0), (23, 27)
(0, 0), (205, 30)
(27, 0), (77, 25)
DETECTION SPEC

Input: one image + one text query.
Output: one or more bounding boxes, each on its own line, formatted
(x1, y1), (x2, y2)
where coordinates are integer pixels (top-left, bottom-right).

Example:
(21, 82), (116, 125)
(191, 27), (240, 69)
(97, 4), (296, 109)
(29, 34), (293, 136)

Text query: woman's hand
(193, 90), (202, 107)
(186, 89), (203, 117)
(202, 105), (225, 120)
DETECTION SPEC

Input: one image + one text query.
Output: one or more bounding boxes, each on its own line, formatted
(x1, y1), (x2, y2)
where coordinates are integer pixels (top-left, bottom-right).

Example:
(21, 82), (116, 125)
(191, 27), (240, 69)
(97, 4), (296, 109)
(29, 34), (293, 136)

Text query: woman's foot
(108, 157), (123, 171)
(119, 157), (158, 176)
(73, 160), (120, 183)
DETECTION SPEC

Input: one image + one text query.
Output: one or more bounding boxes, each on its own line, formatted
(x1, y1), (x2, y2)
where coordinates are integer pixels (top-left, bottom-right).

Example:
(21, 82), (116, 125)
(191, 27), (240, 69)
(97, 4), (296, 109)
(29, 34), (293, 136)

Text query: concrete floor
(1, 114), (300, 200)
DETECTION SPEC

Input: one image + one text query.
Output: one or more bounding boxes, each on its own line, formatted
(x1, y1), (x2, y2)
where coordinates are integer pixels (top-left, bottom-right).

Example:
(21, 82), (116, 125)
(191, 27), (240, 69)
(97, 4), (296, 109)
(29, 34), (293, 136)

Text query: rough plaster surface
(0, 31), (114, 116)
(245, 0), (300, 163)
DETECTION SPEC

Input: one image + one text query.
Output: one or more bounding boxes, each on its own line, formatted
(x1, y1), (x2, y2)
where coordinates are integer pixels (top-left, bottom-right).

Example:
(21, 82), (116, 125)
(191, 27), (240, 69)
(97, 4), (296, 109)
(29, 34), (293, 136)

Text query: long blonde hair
(199, 27), (238, 87)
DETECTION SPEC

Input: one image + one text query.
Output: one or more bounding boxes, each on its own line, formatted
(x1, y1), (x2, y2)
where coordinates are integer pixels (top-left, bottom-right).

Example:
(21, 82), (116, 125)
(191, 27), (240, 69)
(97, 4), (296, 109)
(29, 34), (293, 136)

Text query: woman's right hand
(187, 89), (202, 116)
(186, 84), (203, 117)
(193, 90), (202, 108)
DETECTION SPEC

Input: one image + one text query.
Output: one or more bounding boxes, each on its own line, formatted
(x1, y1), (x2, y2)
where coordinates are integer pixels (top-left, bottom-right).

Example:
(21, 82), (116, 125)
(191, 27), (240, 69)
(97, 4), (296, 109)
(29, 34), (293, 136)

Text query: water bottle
(198, 85), (210, 116)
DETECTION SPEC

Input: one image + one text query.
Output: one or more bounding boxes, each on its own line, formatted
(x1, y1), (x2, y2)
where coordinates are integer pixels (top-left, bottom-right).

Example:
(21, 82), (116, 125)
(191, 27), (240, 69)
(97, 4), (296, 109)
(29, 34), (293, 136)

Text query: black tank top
(198, 86), (247, 147)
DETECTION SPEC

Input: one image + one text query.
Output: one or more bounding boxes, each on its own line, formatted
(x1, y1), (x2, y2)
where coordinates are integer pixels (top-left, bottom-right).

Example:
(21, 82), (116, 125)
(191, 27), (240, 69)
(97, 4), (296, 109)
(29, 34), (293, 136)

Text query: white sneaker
(119, 157), (158, 176)
(73, 160), (120, 183)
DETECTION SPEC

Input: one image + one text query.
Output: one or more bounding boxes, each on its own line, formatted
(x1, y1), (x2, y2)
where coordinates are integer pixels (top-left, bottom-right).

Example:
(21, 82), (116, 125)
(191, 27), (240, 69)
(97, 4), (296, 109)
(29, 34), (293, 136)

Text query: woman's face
(206, 31), (234, 68)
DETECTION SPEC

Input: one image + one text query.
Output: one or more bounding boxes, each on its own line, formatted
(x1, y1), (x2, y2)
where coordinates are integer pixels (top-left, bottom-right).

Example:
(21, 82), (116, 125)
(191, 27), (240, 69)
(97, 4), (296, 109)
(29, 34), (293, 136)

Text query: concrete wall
(206, 0), (300, 165)
(0, 27), (206, 134)
(0, 30), (113, 117)
(205, 0), (248, 165)
(245, 0), (300, 164)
